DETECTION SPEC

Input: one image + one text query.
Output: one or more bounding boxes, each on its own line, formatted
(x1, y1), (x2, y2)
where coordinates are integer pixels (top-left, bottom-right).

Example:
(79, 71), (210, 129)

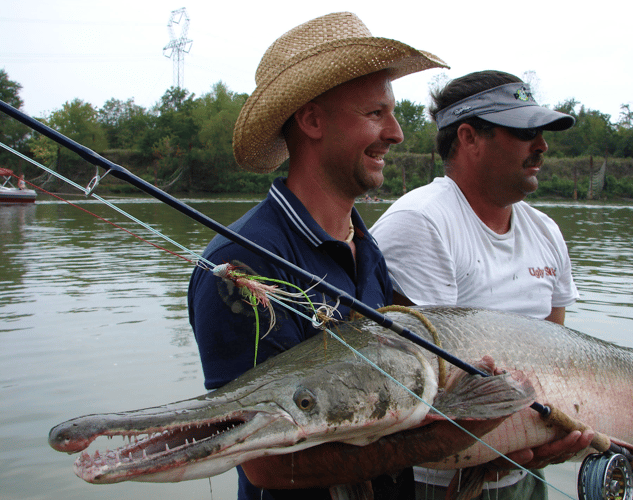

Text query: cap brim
(480, 106), (575, 131)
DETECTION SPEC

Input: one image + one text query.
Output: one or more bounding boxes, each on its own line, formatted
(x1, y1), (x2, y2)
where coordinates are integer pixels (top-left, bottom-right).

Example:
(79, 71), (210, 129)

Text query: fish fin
(431, 368), (535, 420)
(329, 481), (373, 500)
(446, 466), (485, 500)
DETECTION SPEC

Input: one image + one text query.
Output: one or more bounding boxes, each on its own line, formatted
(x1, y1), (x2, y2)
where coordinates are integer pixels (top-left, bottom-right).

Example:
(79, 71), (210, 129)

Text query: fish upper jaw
(58, 406), (301, 484)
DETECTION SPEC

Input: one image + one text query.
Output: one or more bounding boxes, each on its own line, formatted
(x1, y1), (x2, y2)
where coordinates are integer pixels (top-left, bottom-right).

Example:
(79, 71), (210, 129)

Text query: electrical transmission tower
(163, 8), (193, 89)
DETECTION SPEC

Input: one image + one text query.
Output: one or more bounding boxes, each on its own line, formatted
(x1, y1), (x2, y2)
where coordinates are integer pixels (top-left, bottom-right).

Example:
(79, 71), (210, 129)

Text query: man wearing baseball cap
(372, 70), (593, 498)
(189, 12), (447, 499)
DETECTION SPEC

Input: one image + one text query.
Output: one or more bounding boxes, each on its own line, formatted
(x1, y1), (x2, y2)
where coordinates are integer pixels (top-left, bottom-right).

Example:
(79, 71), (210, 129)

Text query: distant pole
(402, 164), (406, 194)
(163, 8), (193, 89)
(588, 155), (593, 200)
(573, 164), (577, 200)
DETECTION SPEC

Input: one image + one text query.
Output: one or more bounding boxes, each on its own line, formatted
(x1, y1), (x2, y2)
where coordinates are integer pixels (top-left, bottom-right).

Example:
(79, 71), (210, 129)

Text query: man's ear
(293, 101), (325, 140)
(456, 123), (478, 148)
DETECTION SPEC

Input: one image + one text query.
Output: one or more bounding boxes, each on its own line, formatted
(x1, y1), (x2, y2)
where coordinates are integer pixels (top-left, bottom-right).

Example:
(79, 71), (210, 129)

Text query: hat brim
(479, 106), (575, 131)
(233, 38), (448, 173)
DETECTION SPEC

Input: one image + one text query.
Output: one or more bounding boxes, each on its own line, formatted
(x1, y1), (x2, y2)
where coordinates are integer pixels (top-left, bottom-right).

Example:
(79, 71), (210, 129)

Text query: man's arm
(545, 306), (566, 325)
(392, 291), (414, 306)
(241, 418), (508, 490)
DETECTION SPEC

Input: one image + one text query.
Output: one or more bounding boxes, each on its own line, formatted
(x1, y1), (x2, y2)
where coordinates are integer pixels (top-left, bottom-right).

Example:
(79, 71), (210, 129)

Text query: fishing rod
(2, 99), (630, 471)
(0, 100), (492, 378)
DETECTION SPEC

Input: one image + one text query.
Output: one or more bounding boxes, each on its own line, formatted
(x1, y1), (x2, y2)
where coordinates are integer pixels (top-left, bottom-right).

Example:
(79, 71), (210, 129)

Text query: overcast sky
(2, 0), (631, 124)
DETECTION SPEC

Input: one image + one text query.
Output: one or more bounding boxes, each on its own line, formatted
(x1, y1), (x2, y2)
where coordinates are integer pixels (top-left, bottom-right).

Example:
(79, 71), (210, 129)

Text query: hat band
(435, 82), (539, 130)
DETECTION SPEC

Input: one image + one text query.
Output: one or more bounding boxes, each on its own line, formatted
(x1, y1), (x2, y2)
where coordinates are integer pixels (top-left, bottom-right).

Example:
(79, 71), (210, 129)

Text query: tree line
(1, 68), (632, 198)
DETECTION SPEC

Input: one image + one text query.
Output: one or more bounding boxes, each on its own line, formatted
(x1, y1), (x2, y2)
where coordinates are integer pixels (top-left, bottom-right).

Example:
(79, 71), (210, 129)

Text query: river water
(1, 196), (632, 500)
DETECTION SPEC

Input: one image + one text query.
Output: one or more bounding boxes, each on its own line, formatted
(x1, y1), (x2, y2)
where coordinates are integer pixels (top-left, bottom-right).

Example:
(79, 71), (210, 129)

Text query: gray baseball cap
(435, 82), (575, 131)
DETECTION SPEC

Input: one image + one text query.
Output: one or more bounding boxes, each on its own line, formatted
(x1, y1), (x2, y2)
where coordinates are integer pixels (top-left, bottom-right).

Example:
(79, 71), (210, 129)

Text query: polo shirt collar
(268, 177), (369, 248)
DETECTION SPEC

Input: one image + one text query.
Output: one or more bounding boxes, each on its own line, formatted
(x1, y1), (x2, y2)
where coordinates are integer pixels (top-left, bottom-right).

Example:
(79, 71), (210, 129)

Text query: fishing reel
(578, 452), (633, 500)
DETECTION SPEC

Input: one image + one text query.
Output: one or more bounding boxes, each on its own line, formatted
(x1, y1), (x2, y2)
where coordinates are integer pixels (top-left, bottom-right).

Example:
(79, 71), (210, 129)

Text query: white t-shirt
(371, 176), (579, 318)
(371, 176), (579, 489)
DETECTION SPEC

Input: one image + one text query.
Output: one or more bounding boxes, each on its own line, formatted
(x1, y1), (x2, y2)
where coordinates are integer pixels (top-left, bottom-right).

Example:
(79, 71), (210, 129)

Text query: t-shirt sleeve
(551, 231), (579, 308)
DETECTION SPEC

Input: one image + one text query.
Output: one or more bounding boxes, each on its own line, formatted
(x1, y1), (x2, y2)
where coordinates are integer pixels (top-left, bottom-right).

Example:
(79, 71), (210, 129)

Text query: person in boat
(17, 174), (25, 190)
(371, 70), (593, 499)
(188, 12), (447, 500)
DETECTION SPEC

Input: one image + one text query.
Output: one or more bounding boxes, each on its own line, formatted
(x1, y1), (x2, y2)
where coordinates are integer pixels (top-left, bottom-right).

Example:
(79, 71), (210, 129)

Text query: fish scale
(380, 307), (633, 468)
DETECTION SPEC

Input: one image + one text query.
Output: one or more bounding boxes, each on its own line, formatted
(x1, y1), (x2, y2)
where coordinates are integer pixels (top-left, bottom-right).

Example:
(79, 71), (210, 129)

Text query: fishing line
(0, 141), (209, 268)
(0, 101), (612, 497)
(0, 98), (498, 384)
(2, 139), (567, 494)
(2, 140), (340, 367)
(267, 293), (576, 499)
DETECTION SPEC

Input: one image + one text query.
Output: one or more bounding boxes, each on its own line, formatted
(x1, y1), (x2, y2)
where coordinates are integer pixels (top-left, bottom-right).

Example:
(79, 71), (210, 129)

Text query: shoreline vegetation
(2, 71), (631, 201)
(22, 150), (633, 202)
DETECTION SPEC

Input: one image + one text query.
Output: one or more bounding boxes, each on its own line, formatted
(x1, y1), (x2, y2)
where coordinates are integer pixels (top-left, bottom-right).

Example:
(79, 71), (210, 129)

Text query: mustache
(366, 141), (392, 153)
(523, 153), (544, 169)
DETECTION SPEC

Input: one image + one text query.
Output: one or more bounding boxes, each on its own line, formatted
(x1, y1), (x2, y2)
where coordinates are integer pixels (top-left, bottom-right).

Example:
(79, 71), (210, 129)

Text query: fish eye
(293, 389), (316, 411)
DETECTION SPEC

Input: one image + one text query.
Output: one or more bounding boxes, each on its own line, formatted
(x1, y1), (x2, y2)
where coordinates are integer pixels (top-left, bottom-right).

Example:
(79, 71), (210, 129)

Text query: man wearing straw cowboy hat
(188, 11), (447, 499)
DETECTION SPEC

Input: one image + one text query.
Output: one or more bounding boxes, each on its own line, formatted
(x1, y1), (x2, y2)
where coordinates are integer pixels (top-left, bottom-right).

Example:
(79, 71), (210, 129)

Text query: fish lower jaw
(73, 412), (260, 483)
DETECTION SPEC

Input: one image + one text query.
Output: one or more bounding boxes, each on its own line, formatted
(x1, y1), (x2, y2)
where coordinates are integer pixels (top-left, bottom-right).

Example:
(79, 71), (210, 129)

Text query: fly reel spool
(578, 452), (633, 500)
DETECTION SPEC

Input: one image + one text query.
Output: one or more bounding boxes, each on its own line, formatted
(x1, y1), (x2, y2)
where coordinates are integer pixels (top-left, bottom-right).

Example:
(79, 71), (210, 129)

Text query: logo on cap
(514, 86), (533, 102)
(452, 105), (473, 117)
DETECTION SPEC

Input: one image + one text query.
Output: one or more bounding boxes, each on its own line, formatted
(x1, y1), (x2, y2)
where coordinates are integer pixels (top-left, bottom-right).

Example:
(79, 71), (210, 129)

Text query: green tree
(98, 98), (152, 150)
(394, 99), (440, 155)
(546, 100), (615, 157)
(39, 99), (108, 185)
(393, 99), (428, 153)
(576, 107), (614, 156)
(151, 134), (185, 188)
(47, 99), (108, 151)
(157, 86), (192, 113)
(140, 88), (196, 156)
(0, 69), (31, 170)
(28, 120), (58, 168)
(135, 87), (200, 190)
(618, 103), (633, 127)
(614, 104), (633, 157)
(192, 82), (248, 191)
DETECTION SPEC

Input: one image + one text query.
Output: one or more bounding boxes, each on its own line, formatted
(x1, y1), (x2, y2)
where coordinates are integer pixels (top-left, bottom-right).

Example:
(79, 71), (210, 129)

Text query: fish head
(48, 328), (437, 483)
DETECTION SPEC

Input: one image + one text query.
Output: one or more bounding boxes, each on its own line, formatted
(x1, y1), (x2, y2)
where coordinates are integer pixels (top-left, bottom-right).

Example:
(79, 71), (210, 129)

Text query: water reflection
(531, 203), (633, 348)
(0, 197), (631, 500)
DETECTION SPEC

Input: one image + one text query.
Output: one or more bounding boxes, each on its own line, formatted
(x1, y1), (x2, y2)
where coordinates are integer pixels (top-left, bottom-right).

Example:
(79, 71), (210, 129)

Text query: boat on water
(0, 168), (37, 204)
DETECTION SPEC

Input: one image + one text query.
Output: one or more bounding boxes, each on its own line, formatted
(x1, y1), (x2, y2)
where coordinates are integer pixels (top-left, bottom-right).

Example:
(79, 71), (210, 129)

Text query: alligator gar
(393, 307), (633, 471)
(49, 307), (536, 484)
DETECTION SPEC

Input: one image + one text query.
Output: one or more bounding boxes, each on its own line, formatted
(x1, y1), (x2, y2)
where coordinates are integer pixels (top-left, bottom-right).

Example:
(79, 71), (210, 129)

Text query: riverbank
(13, 148), (633, 201)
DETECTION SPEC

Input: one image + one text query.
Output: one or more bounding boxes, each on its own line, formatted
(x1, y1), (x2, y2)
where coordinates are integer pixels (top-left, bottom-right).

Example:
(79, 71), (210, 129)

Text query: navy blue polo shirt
(188, 177), (392, 500)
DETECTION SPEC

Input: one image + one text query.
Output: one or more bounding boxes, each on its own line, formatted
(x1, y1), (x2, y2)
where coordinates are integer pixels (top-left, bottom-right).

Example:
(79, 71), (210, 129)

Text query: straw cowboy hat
(233, 12), (448, 173)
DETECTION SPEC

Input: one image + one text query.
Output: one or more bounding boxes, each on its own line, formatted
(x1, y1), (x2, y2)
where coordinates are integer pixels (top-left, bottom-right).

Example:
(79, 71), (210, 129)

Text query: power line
(0, 17), (161, 26)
